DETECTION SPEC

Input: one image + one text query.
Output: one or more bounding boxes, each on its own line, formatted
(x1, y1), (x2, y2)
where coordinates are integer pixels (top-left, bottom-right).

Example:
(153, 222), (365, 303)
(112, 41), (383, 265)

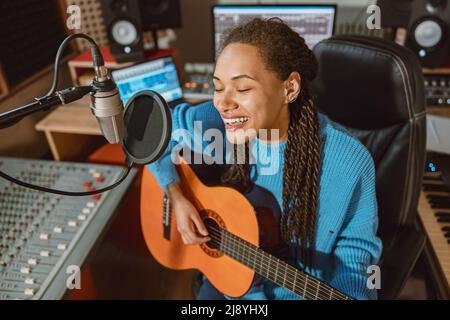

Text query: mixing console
(182, 63), (215, 100)
(424, 73), (450, 107)
(0, 157), (137, 299)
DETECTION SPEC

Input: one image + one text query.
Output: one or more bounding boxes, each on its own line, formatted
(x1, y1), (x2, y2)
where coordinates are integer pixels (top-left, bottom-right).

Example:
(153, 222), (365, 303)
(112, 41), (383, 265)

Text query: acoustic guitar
(140, 159), (352, 300)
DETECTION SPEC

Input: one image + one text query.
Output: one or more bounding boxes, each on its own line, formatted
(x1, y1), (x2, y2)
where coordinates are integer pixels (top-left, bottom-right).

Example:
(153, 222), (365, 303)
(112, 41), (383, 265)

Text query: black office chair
(312, 35), (427, 299)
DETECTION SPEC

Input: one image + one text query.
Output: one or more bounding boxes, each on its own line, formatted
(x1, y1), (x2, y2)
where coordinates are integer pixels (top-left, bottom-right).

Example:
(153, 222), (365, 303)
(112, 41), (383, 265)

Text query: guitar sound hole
(198, 209), (225, 258)
(204, 218), (220, 250)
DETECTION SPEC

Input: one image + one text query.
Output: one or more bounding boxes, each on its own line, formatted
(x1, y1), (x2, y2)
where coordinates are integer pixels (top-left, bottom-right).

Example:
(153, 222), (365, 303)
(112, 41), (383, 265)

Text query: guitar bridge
(163, 194), (172, 240)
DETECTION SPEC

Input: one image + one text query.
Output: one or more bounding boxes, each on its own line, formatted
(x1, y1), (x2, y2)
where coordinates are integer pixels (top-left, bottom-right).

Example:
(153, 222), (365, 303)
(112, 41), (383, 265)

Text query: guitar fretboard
(207, 225), (352, 300)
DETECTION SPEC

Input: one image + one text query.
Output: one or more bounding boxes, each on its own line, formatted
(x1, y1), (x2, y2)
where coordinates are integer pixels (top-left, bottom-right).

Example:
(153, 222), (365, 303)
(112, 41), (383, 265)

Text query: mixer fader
(0, 157), (137, 299)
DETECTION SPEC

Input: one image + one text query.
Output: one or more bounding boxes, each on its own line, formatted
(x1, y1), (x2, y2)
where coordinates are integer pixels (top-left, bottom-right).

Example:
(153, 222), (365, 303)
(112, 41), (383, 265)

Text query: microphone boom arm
(0, 85), (94, 129)
(0, 33), (134, 197)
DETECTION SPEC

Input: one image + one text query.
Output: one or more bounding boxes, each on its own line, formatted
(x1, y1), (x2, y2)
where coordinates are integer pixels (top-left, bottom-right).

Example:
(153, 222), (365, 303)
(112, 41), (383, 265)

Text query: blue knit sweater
(147, 100), (383, 300)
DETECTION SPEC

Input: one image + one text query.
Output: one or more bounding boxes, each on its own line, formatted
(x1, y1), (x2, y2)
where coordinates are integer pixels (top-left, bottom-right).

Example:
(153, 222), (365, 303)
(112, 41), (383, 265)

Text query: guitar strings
(209, 225), (351, 300)
(206, 226), (350, 300)
(206, 228), (342, 300)
(207, 228), (349, 300)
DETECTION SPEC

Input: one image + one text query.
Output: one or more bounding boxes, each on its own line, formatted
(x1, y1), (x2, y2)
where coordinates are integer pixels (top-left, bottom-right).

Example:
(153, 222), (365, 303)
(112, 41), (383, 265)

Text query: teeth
(223, 117), (249, 124)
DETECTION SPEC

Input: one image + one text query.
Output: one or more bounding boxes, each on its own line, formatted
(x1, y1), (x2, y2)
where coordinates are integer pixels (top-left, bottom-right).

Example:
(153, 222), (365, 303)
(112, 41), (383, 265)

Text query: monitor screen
(112, 56), (183, 105)
(212, 5), (336, 57)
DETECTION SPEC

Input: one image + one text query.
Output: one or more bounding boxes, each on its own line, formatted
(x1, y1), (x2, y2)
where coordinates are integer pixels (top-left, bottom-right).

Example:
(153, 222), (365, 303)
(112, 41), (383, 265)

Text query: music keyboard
(418, 161), (450, 297)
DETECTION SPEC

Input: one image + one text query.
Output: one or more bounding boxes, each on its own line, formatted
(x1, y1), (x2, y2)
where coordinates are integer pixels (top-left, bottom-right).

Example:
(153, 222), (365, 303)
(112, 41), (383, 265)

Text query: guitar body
(140, 160), (286, 298)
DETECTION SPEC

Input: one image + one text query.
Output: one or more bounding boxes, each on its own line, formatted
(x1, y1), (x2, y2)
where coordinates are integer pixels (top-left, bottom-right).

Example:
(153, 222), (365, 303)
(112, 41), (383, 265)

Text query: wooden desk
(35, 96), (104, 160)
(428, 106), (450, 118)
(35, 96), (208, 161)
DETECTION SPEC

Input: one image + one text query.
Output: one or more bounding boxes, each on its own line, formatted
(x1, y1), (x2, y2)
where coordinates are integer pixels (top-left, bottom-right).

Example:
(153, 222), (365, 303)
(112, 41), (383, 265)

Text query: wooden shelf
(35, 96), (99, 135)
(427, 106), (450, 118)
(422, 67), (450, 75)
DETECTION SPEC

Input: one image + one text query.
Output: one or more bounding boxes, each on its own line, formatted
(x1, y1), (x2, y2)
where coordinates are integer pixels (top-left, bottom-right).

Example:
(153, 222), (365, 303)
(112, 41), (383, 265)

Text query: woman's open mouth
(222, 117), (250, 131)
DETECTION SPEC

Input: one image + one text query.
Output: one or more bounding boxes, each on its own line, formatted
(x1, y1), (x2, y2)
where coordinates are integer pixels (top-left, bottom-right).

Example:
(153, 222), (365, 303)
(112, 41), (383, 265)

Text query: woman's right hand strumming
(167, 182), (211, 245)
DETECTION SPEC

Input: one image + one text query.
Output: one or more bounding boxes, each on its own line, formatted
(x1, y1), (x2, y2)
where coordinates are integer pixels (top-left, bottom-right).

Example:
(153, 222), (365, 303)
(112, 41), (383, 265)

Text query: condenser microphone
(90, 65), (125, 144)
(0, 32), (172, 197)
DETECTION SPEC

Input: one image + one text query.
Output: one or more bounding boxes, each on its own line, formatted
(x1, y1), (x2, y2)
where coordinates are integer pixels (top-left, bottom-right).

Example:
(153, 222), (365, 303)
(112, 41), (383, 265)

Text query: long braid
(219, 18), (322, 269)
(221, 142), (252, 193)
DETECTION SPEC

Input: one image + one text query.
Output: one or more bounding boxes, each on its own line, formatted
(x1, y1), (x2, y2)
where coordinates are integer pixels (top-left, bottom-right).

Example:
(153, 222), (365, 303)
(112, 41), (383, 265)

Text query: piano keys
(418, 164), (450, 298)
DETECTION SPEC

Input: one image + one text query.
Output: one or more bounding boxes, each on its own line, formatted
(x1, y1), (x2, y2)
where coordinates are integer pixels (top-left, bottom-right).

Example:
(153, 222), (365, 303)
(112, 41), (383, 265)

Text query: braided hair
(218, 18), (322, 268)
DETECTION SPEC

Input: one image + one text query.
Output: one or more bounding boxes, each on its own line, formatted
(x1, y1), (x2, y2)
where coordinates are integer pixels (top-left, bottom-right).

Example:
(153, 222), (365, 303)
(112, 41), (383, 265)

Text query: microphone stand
(0, 33), (108, 131)
(0, 33), (136, 196)
(0, 85), (94, 129)
(0, 80), (134, 196)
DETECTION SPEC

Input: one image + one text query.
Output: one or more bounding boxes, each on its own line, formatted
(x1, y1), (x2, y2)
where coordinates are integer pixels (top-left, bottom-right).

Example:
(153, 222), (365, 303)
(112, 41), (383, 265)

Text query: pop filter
(122, 90), (172, 165)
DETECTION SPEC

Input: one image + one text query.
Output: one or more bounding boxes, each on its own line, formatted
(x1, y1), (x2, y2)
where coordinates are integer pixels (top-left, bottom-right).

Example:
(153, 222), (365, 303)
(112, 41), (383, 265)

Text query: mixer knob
(57, 243), (67, 250)
(68, 220), (77, 227)
(53, 227), (63, 233)
(24, 278), (35, 285)
(24, 288), (35, 296)
(83, 181), (92, 188)
(40, 250), (50, 257)
(20, 267), (31, 274)
(39, 233), (49, 240)
(27, 258), (38, 265)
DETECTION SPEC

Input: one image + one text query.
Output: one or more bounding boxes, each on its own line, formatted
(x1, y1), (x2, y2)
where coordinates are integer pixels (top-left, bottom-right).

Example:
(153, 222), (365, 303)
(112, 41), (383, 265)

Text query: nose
(215, 90), (239, 114)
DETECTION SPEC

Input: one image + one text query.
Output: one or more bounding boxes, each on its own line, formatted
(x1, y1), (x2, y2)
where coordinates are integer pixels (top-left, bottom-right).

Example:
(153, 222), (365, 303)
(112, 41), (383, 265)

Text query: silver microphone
(90, 66), (124, 144)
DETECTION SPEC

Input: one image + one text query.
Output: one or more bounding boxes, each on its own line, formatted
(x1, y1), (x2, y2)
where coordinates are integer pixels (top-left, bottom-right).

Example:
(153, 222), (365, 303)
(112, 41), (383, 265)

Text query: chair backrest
(311, 35), (427, 247)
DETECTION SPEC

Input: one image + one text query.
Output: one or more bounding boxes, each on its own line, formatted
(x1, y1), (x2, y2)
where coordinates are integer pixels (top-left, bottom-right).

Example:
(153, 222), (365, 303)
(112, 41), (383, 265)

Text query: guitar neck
(208, 226), (352, 300)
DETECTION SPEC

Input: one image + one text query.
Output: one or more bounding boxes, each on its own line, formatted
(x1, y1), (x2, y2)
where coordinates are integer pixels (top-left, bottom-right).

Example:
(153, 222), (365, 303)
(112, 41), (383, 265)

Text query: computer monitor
(111, 56), (184, 107)
(212, 4), (337, 58)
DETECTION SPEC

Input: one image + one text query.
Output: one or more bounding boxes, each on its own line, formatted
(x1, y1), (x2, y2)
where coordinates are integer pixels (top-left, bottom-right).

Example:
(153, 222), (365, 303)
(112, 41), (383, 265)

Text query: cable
(0, 162), (133, 196)
(45, 33), (104, 97)
(0, 33), (133, 197)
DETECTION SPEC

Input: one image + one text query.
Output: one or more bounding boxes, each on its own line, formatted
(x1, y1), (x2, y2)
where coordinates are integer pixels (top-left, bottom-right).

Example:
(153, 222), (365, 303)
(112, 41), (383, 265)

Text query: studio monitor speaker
(378, 0), (414, 28)
(100, 0), (145, 63)
(406, 0), (450, 68)
(139, 0), (182, 31)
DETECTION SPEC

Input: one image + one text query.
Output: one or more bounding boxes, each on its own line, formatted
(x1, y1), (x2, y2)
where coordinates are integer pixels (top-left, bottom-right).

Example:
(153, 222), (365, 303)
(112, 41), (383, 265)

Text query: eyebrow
(213, 74), (256, 81)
